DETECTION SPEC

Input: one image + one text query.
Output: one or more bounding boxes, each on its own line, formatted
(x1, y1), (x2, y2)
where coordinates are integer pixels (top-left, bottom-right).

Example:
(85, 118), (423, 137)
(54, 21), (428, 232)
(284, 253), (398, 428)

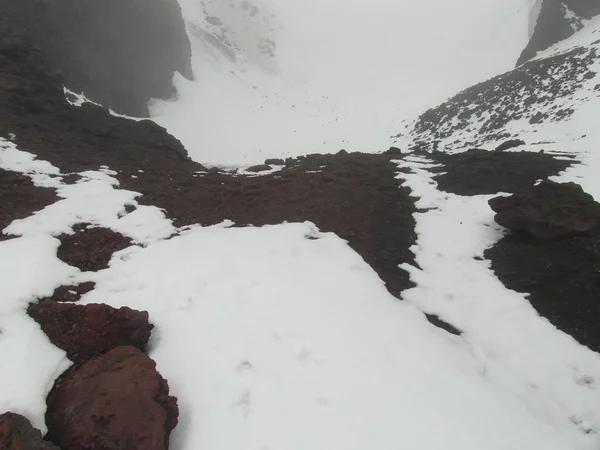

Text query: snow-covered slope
(389, 17), (600, 448)
(150, 0), (531, 165)
(399, 15), (600, 196)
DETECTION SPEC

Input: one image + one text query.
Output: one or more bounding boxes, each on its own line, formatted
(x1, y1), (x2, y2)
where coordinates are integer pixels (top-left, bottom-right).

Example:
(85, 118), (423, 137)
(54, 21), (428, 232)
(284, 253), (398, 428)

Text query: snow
(395, 153), (600, 445)
(0, 236), (73, 432)
(150, 0), (531, 166)
(2, 133), (600, 449)
(2, 5), (600, 450)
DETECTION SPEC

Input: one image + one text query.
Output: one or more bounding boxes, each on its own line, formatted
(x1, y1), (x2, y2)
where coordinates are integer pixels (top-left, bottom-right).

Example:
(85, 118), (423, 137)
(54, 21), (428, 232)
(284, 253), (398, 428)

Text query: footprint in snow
(575, 373), (595, 388)
(237, 360), (253, 372)
(232, 389), (252, 418)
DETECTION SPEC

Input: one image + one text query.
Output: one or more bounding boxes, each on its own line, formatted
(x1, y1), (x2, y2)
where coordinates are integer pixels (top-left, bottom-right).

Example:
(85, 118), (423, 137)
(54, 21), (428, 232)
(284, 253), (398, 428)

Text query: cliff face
(518, 0), (600, 65)
(0, 0), (193, 117)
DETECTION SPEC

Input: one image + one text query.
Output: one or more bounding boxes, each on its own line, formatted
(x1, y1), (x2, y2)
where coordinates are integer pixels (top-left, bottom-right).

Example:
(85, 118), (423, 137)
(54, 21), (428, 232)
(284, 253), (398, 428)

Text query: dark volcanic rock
(408, 42), (598, 151)
(385, 146), (403, 156)
(57, 225), (133, 272)
(489, 181), (600, 240)
(486, 182), (600, 351)
(46, 346), (178, 450)
(0, 22), (198, 172)
(264, 158), (285, 165)
(0, 169), (59, 241)
(246, 164), (272, 173)
(134, 152), (418, 297)
(424, 314), (462, 336)
(518, 0), (600, 65)
(0, 412), (60, 450)
(42, 281), (96, 303)
(428, 149), (573, 196)
(495, 139), (526, 152)
(28, 301), (153, 365)
(0, 0), (192, 116)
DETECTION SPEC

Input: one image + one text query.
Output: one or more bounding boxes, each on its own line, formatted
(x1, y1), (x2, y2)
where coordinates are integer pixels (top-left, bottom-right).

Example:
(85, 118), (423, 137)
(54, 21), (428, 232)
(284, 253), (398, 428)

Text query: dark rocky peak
(519, 0), (600, 65)
(0, 0), (193, 117)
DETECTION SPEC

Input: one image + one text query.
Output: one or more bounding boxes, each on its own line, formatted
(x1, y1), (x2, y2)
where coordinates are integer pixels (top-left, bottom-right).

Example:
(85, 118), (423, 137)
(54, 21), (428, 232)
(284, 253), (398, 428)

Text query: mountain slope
(0, 0), (193, 116)
(400, 16), (600, 157)
(1, 2), (600, 450)
(519, 0), (600, 64)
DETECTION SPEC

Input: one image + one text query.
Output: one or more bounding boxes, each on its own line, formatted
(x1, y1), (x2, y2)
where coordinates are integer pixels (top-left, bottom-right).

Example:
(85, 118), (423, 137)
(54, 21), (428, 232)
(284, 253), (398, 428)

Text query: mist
(150, 0), (531, 166)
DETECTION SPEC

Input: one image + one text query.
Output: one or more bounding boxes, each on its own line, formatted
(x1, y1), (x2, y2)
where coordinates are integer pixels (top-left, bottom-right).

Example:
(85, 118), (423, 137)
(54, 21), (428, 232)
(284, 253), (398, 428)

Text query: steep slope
(400, 15), (600, 170)
(2, 2), (600, 450)
(519, 0), (600, 64)
(0, 0), (193, 116)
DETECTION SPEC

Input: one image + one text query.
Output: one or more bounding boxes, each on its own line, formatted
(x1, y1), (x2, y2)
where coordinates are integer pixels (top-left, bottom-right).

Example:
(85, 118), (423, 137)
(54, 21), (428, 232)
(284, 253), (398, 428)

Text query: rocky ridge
(400, 20), (600, 152)
(0, 0), (193, 116)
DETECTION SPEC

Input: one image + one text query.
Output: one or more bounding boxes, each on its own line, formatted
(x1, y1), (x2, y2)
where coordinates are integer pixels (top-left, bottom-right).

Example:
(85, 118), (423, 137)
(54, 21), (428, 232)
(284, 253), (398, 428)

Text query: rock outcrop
(28, 301), (153, 365)
(56, 225), (133, 272)
(43, 282), (97, 303)
(0, 21), (197, 168)
(46, 346), (178, 450)
(518, 0), (600, 65)
(405, 41), (598, 152)
(0, 0), (193, 116)
(427, 149), (573, 196)
(489, 181), (600, 240)
(0, 413), (60, 450)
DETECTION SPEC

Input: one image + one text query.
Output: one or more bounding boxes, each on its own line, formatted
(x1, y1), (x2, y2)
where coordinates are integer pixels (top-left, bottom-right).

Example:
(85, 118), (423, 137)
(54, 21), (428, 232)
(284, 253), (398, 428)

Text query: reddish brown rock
(46, 346), (178, 450)
(245, 164), (272, 173)
(489, 181), (600, 240)
(0, 412), (60, 450)
(41, 281), (96, 303)
(57, 224), (133, 272)
(28, 301), (153, 365)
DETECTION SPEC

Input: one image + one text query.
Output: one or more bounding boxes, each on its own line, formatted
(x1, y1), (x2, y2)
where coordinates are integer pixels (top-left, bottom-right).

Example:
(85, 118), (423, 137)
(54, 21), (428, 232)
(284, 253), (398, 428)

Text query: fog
(150, 0), (532, 166)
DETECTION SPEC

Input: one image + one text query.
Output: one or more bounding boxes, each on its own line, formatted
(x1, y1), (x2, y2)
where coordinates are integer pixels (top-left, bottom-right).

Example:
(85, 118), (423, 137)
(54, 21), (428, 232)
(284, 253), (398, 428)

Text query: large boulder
(489, 181), (600, 240)
(518, 0), (600, 65)
(0, 0), (193, 116)
(0, 412), (60, 450)
(28, 301), (153, 365)
(46, 346), (178, 450)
